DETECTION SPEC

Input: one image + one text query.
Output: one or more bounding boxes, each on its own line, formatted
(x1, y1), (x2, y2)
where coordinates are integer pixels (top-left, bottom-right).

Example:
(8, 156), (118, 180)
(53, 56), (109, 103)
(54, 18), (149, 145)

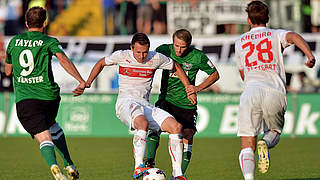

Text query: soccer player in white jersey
(83, 33), (195, 180)
(235, 1), (316, 180)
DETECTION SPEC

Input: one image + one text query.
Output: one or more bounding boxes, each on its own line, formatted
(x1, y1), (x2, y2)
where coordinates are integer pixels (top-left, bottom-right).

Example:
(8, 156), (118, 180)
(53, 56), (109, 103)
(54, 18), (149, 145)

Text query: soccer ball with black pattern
(142, 168), (166, 180)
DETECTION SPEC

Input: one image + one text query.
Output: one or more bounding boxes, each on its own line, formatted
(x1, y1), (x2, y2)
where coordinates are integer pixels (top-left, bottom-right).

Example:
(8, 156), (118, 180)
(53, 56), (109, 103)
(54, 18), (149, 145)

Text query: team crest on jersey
(182, 62), (193, 70)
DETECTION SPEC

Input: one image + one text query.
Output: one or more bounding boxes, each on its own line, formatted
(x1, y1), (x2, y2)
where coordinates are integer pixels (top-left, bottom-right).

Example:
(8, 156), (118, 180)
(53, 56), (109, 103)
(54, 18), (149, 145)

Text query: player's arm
(172, 61), (191, 87)
(239, 69), (245, 81)
(4, 62), (12, 76)
(3, 52), (13, 77)
(286, 32), (316, 68)
(86, 57), (107, 88)
(55, 52), (86, 96)
(191, 70), (220, 93)
(172, 61), (197, 105)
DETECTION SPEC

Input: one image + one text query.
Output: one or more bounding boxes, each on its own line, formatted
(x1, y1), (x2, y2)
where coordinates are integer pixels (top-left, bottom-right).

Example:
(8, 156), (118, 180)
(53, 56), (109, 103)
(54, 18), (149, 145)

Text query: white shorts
(237, 86), (287, 136)
(115, 97), (173, 131)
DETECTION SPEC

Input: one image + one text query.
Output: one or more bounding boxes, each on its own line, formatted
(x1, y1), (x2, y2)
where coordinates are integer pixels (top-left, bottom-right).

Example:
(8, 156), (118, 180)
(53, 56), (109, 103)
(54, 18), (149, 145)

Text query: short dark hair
(131, 33), (150, 48)
(25, 7), (47, 28)
(173, 29), (192, 46)
(246, 1), (269, 25)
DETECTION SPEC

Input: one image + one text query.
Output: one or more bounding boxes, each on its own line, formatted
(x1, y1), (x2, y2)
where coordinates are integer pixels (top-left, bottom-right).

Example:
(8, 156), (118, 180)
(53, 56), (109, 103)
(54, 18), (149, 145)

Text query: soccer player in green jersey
(3, 7), (85, 180)
(145, 29), (220, 178)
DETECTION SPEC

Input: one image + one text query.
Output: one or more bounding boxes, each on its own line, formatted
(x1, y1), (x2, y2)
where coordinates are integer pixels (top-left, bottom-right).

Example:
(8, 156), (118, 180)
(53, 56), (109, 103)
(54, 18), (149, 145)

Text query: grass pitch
(0, 137), (319, 180)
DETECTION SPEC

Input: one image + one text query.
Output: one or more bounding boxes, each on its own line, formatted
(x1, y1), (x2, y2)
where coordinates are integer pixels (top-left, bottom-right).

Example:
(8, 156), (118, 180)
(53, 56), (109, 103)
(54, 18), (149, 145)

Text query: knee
(134, 115), (149, 131)
(170, 122), (183, 134)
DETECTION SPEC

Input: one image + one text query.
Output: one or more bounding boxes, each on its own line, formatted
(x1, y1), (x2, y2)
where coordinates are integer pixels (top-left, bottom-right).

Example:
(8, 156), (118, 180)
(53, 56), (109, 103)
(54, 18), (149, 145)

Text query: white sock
(133, 130), (147, 168)
(168, 134), (183, 177)
(239, 148), (255, 180)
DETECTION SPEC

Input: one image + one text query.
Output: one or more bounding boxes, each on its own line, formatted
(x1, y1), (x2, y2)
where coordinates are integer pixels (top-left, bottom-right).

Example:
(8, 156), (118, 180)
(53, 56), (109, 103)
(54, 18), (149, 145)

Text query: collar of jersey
(249, 26), (267, 32)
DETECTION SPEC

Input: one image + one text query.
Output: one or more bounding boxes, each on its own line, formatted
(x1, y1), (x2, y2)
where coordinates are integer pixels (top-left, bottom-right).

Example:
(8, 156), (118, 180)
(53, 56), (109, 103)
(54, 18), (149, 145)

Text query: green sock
(52, 134), (74, 167)
(146, 132), (160, 165)
(181, 151), (192, 174)
(50, 123), (74, 167)
(40, 141), (57, 167)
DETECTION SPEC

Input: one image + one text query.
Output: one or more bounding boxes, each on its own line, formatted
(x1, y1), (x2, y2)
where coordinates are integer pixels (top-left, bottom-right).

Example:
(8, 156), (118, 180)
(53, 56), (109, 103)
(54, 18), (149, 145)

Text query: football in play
(142, 168), (166, 180)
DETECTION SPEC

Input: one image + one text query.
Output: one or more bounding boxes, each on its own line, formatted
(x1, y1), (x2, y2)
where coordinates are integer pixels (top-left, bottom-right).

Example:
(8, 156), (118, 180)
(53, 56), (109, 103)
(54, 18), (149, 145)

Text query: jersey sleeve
(158, 52), (174, 70)
(235, 40), (244, 70)
(199, 53), (216, 75)
(277, 29), (292, 48)
(49, 38), (65, 55)
(104, 50), (122, 66)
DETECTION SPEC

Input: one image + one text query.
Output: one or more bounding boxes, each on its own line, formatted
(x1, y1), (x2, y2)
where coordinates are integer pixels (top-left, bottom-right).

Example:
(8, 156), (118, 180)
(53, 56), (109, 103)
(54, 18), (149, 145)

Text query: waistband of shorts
(244, 85), (286, 95)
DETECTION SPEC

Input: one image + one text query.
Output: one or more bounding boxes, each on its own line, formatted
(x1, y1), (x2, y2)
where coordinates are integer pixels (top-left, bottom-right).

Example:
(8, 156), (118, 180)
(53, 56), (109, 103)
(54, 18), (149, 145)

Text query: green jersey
(5, 31), (64, 103)
(156, 44), (216, 109)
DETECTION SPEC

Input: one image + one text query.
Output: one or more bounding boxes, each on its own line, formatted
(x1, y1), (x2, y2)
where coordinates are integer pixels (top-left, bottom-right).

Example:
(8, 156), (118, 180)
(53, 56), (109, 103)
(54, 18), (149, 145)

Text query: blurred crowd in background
(0, 0), (320, 37)
(0, 0), (320, 93)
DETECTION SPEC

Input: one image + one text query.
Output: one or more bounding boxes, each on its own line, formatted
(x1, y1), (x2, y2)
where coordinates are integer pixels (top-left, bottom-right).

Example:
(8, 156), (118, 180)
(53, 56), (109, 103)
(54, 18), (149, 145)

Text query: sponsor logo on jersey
(119, 66), (155, 78)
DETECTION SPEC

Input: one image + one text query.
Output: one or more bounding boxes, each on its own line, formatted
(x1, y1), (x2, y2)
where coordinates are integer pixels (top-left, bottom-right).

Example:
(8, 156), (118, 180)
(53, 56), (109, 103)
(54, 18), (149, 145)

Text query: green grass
(0, 137), (320, 180)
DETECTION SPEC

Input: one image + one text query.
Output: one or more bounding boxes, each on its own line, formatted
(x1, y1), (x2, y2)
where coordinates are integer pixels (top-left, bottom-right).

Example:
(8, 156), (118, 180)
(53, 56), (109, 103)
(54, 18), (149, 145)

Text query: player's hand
(185, 85), (198, 96)
(188, 93), (197, 105)
(72, 81), (86, 96)
(305, 58), (316, 68)
(0, 50), (5, 62)
(85, 81), (91, 88)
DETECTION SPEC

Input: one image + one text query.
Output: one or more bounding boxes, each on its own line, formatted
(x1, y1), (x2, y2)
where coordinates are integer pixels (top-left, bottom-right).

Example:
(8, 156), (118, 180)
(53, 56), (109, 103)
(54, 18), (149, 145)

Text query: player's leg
(16, 99), (67, 180)
(35, 130), (68, 180)
(144, 99), (167, 168)
(116, 99), (150, 178)
(257, 130), (280, 174)
(161, 117), (184, 178)
(258, 91), (286, 173)
(179, 108), (197, 175)
(35, 130), (58, 168)
(50, 123), (79, 179)
(237, 87), (264, 180)
(145, 130), (161, 167)
(261, 130), (280, 149)
(239, 136), (257, 180)
(261, 90), (285, 149)
(181, 128), (195, 174)
(132, 114), (150, 178)
(46, 98), (79, 179)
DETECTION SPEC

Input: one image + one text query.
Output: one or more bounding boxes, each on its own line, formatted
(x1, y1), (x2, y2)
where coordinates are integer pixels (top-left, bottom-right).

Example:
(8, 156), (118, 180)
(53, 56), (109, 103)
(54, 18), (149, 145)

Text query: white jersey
(105, 50), (174, 101)
(235, 27), (292, 94)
